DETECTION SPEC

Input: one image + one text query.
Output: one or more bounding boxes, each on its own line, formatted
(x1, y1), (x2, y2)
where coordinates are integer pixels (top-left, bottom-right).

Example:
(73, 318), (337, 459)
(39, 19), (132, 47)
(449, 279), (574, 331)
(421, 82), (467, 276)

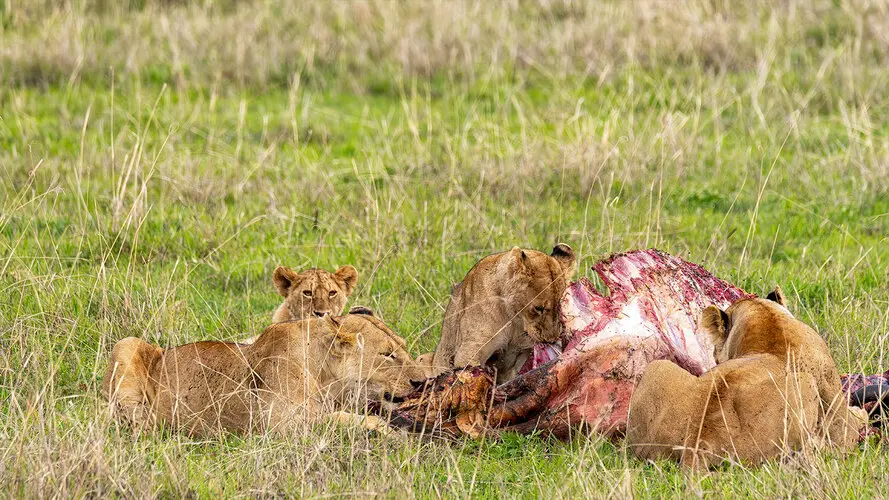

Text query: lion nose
(313, 310), (330, 318)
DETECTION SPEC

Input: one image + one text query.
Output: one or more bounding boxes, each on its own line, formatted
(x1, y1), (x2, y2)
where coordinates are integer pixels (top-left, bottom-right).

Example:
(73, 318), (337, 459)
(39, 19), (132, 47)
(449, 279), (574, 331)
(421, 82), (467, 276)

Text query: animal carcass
(385, 249), (753, 439)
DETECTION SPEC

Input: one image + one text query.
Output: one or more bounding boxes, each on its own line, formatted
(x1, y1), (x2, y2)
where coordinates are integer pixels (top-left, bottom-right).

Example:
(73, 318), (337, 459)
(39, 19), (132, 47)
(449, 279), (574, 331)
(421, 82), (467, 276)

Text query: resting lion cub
(102, 309), (424, 436)
(627, 289), (864, 469)
(272, 265), (358, 322)
(431, 244), (576, 383)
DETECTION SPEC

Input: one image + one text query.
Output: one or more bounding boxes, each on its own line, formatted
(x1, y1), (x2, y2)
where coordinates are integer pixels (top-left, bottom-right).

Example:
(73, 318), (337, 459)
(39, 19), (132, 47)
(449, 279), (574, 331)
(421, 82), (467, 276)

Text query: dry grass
(2, 0), (889, 497)
(3, 0), (889, 87)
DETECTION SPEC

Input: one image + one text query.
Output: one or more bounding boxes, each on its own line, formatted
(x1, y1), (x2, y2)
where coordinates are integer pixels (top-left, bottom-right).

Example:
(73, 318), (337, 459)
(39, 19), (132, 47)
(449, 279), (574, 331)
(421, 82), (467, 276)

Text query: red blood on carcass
(386, 249), (753, 439)
(494, 249), (752, 438)
(519, 342), (563, 373)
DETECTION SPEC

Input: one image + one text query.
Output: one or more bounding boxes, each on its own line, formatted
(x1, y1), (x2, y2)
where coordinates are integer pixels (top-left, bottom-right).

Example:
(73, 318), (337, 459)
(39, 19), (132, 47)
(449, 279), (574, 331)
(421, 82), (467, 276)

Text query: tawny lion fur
(431, 244), (576, 383)
(627, 288), (865, 469)
(102, 310), (424, 435)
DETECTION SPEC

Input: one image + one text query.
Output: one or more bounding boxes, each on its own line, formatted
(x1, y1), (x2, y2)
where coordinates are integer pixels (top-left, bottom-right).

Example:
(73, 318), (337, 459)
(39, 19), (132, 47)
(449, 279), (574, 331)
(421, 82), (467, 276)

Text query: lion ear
(335, 331), (357, 348)
(766, 286), (786, 306)
(334, 265), (358, 295)
(332, 331), (363, 353)
(273, 266), (301, 297)
(551, 243), (576, 278)
(507, 247), (528, 273)
(348, 306), (374, 316)
(700, 305), (729, 357)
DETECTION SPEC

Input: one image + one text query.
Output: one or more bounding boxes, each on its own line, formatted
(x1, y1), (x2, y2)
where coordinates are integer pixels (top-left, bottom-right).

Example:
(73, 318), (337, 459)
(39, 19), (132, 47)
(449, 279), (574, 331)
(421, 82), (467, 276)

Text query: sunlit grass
(1, 0), (888, 496)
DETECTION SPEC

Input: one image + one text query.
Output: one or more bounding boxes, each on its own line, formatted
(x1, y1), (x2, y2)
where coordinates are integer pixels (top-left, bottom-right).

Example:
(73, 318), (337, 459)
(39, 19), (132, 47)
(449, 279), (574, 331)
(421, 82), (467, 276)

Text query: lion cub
(627, 288), (864, 469)
(272, 265), (358, 322)
(431, 244), (576, 383)
(102, 308), (424, 436)
(240, 265), (359, 345)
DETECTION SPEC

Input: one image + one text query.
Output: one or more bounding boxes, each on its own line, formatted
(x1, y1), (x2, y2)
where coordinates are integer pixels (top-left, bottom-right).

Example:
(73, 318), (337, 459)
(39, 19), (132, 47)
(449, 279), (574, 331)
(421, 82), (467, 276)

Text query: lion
(431, 244), (576, 383)
(626, 288), (865, 469)
(415, 352), (436, 378)
(238, 265), (359, 344)
(272, 265), (358, 322)
(101, 308), (425, 436)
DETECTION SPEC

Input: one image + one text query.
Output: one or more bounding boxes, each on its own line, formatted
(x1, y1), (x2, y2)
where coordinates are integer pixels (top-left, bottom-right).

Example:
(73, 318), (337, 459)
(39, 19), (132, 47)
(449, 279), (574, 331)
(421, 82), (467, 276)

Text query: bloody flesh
(386, 249), (867, 439)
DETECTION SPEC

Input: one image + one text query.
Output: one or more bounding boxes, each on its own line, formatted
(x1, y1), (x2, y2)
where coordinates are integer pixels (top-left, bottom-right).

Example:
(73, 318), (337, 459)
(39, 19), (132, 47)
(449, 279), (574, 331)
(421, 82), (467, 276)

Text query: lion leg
(431, 290), (463, 376)
(816, 368), (863, 450)
(822, 398), (867, 450)
(451, 318), (508, 371)
(453, 339), (499, 371)
(329, 411), (392, 435)
(679, 445), (714, 471)
(102, 337), (163, 428)
(430, 348), (453, 378)
(495, 348), (529, 383)
(259, 402), (392, 436)
(415, 352), (439, 379)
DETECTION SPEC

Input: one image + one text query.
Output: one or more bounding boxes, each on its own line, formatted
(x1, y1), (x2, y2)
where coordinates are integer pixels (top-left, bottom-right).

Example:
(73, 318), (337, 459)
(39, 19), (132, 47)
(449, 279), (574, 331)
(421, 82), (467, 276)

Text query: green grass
(2, 0), (889, 496)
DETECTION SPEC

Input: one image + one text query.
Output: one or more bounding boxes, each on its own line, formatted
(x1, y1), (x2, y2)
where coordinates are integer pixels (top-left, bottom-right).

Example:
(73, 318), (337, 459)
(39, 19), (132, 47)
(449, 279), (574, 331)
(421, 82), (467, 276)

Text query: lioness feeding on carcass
(627, 291), (863, 468)
(103, 308), (425, 435)
(429, 244), (577, 384)
(383, 249), (872, 467)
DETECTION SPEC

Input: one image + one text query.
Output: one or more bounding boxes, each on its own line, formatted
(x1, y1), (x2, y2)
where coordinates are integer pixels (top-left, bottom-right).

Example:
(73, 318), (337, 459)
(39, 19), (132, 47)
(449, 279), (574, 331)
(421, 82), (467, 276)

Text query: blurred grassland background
(1, 0), (889, 496)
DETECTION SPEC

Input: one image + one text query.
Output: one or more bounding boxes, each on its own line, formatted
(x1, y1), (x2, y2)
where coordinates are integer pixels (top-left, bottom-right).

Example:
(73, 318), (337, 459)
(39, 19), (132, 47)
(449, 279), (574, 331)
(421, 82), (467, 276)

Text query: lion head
(506, 243), (577, 343)
(699, 286), (792, 363)
(273, 265), (359, 321)
(319, 308), (425, 405)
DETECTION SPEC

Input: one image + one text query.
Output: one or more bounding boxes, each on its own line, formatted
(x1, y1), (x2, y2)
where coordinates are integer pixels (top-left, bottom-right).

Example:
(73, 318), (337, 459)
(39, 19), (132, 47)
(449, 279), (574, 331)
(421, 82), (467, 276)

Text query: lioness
(431, 244), (576, 383)
(272, 265), (358, 322)
(627, 289), (864, 469)
(102, 309), (424, 436)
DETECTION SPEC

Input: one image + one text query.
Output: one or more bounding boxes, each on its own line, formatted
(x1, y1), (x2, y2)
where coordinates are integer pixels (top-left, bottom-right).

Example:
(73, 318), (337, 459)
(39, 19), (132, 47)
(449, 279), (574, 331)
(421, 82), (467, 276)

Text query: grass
(2, 0), (889, 496)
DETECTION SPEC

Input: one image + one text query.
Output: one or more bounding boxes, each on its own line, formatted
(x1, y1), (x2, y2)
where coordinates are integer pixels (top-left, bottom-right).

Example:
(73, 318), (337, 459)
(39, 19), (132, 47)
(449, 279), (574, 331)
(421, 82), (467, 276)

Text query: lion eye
(302, 290), (312, 298)
(534, 305), (545, 313)
(382, 352), (397, 360)
(329, 290), (338, 298)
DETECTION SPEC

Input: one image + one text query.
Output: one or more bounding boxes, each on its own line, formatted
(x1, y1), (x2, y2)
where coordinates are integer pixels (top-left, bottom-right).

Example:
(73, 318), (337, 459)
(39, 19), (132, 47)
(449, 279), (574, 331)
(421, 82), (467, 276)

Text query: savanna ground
(2, 0), (889, 496)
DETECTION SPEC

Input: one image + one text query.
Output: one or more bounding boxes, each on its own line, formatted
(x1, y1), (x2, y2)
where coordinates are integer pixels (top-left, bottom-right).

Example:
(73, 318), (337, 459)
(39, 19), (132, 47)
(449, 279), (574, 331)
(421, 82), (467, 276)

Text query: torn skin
(518, 342), (562, 374)
(381, 249), (756, 439)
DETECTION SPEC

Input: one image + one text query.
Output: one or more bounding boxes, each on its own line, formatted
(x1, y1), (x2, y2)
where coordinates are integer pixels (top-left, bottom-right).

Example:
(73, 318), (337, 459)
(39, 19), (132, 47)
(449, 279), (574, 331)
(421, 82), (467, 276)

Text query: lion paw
(329, 411), (393, 436)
